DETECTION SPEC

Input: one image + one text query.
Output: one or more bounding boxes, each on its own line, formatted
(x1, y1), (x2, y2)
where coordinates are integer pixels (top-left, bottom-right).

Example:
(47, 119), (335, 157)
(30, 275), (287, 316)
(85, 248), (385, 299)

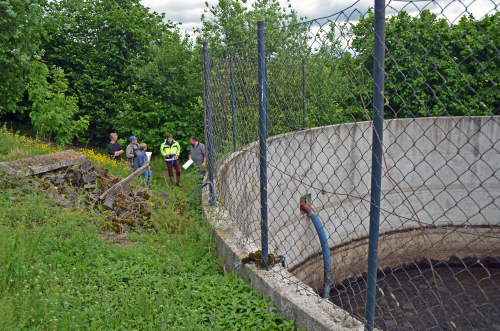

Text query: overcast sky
(139, 0), (498, 35)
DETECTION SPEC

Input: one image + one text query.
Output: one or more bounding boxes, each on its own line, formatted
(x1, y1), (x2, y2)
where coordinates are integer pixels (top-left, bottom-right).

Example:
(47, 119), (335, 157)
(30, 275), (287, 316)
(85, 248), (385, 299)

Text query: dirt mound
(37, 160), (152, 233)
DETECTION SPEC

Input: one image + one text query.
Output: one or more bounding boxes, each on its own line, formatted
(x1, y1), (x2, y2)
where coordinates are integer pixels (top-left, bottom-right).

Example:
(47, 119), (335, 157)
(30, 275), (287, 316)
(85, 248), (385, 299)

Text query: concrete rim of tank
(204, 115), (500, 330)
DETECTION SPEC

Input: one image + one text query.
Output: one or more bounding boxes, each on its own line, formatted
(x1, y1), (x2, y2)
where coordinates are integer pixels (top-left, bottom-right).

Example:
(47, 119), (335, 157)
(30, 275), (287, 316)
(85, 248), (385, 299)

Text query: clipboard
(182, 159), (194, 169)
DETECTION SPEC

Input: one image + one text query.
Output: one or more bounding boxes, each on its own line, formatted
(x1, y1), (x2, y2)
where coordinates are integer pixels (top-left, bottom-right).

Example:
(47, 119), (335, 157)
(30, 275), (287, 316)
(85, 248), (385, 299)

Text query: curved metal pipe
(300, 203), (332, 298)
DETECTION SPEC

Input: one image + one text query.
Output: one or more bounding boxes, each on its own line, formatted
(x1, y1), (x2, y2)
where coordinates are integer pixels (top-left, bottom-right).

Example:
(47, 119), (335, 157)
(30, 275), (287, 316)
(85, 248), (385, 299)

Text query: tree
(28, 62), (89, 145)
(350, 10), (500, 118)
(112, 28), (204, 154)
(196, 0), (311, 145)
(42, 0), (171, 144)
(0, 0), (47, 114)
(195, 0), (306, 57)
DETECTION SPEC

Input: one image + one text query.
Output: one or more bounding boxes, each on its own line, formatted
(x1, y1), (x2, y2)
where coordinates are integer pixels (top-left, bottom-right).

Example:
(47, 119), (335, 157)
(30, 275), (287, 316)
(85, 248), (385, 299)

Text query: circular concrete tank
(214, 116), (500, 330)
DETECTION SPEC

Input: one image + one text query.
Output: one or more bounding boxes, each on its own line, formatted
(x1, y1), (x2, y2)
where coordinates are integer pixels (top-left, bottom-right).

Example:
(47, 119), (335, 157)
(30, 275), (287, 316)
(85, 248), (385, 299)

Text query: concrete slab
(0, 150), (87, 176)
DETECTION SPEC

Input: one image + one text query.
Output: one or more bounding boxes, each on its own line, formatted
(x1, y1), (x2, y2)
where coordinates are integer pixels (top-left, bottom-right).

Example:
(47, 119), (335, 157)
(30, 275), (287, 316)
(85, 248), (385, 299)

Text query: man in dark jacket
(126, 136), (140, 170)
(108, 133), (124, 162)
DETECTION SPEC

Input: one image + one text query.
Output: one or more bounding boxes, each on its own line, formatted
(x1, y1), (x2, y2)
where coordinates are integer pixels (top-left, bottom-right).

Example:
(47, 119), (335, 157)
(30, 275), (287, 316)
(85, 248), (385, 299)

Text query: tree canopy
(351, 10), (500, 118)
(0, 0), (498, 150)
(0, 0), (47, 114)
(41, 0), (174, 144)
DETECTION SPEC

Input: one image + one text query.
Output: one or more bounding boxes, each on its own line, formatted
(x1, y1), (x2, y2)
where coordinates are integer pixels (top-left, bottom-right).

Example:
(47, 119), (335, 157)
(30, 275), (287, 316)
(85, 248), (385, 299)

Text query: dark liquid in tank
(330, 266), (500, 330)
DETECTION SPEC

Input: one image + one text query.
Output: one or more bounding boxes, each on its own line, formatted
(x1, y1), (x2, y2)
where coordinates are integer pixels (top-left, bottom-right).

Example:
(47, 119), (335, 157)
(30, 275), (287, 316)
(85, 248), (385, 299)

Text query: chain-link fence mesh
(203, 0), (500, 329)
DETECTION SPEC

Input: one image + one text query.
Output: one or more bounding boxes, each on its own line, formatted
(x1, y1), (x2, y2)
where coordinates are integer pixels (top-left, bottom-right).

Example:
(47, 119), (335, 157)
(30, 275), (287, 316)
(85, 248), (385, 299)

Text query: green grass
(0, 130), (303, 331)
(0, 126), (64, 160)
(0, 125), (131, 179)
(149, 157), (201, 194)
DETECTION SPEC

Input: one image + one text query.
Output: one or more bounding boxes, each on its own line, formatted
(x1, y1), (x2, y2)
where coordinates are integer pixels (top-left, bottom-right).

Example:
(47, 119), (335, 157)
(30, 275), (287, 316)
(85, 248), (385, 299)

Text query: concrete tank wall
(214, 116), (500, 291)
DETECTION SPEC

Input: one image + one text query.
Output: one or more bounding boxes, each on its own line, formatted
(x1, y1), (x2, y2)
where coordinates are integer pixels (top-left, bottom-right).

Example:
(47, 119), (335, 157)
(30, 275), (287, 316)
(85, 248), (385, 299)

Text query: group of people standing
(107, 133), (206, 189)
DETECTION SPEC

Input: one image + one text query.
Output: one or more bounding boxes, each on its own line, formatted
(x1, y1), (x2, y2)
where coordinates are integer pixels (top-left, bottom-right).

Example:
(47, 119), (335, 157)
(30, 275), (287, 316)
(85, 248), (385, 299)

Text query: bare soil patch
(96, 232), (137, 248)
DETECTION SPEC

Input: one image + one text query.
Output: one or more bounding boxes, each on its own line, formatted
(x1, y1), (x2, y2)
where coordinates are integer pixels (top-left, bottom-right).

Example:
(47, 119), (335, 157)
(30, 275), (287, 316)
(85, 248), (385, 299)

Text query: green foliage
(0, 134), (299, 329)
(41, 0), (172, 144)
(148, 187), (194, 233)
(0, 125), (63, 161)
(207, 6), (499, 146)
(0, 143), (303, 330)
(2, 0), (205, 150)
(2, 0), (498, 155)
(112, 29), (204, 154)
(351, 10), (500, 118)
(266, 52), (371, 134)
(0, 0), (47, 114)
(199, 0), (313, 147)
(28, 62), (89, 145)
(196, 0), (306, 57)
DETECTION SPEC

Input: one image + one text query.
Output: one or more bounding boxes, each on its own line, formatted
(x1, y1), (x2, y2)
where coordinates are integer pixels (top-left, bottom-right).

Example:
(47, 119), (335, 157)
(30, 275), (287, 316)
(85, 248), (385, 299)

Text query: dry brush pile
(34, 160), (161, 234)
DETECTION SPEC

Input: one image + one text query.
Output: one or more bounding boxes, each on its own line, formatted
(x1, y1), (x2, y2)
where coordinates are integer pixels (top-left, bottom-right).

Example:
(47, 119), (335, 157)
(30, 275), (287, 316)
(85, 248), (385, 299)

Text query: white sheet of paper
(145, 152), (152, 160)
(182, 159), (194, 169)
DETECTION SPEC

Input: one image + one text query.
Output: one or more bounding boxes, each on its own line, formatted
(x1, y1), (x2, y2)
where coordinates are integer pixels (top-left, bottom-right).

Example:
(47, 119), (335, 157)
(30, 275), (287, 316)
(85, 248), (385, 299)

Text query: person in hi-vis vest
(160, 134), (182, 188)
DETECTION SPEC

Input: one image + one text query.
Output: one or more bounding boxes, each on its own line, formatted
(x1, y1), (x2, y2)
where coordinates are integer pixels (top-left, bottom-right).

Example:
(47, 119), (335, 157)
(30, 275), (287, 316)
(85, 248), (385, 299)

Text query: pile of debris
(37, 160), (153, 234)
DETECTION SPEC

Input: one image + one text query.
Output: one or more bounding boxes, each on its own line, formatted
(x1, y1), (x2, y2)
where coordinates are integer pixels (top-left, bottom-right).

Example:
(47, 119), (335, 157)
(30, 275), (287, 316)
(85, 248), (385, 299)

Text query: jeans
(142, 169), (152, 179)
(142, 169), (151, 188)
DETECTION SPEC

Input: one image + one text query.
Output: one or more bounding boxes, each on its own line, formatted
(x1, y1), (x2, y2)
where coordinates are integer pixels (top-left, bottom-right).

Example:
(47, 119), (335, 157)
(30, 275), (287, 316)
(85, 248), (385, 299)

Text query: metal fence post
(202, 41), (215, 200)
(230, 56), (237, 152)
(302, 58), (306, 130)
(265, 58), (269, 138)
(365, 0), (386, 329)
(257, 20), (268, 265)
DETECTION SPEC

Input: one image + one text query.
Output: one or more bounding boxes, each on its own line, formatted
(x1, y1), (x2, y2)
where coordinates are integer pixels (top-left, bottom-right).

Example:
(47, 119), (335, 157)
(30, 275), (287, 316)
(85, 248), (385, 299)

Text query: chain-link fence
(202, 0), (500, 329)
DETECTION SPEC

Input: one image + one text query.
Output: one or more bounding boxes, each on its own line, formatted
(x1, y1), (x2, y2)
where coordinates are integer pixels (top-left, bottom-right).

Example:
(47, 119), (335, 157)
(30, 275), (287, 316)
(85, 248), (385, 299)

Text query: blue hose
(304, 206), (332, 299)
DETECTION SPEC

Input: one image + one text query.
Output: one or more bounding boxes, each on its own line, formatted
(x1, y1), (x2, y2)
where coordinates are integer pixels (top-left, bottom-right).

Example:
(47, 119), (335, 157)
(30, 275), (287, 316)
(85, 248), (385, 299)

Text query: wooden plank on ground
(99, 160), (150, 200)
